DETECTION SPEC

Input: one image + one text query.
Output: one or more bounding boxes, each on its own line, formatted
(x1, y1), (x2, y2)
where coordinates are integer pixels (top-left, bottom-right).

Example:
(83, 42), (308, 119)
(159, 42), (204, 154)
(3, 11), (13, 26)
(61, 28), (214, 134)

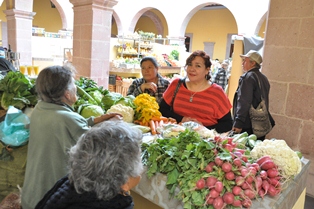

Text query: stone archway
(51, 0), (74, 31)
(142, 11), (164, 36)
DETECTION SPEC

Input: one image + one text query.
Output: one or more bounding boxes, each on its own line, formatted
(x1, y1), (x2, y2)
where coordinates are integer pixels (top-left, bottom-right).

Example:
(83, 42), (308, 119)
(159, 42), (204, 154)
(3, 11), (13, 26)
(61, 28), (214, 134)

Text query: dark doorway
(185, 36), (190, 52)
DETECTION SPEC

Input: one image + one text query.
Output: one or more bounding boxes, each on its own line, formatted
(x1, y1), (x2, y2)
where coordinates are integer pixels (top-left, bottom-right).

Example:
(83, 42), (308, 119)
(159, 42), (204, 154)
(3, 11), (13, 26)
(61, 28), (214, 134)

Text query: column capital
(69, 0), (118, 9)
(3, 9), (36, 20)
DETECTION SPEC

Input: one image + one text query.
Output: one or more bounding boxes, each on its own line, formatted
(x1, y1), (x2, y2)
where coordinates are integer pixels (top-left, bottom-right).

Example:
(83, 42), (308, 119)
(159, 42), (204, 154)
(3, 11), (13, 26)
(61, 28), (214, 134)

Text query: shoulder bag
(249, 73), (272, 138)
(170, 78), (184, 111)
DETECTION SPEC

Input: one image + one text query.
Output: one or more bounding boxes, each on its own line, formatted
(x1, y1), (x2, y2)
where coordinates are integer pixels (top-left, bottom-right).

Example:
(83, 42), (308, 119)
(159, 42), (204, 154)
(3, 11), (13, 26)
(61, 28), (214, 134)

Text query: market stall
(0, 72), (311, 209)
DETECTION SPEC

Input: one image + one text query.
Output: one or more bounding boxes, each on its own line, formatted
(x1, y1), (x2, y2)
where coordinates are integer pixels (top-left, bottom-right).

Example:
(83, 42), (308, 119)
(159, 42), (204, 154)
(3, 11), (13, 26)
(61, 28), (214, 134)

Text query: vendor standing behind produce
(127, 56), (170, 103)
(35, 120), (143, 209)
(21, 64), (122, 209)
(159, 50), (233, 133)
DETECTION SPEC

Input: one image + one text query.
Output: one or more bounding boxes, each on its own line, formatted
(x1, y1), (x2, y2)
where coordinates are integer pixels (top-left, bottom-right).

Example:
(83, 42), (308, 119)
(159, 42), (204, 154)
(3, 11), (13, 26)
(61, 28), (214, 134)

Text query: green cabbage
(80, 105), (104, 118)
(102, 92), (123, 111)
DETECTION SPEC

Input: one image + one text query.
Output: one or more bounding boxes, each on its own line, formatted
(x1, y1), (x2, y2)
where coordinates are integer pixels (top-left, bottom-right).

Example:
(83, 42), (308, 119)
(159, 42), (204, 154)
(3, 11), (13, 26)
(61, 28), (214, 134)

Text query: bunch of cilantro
(141, 129), (232, 209)
(0, 71), (37, 110)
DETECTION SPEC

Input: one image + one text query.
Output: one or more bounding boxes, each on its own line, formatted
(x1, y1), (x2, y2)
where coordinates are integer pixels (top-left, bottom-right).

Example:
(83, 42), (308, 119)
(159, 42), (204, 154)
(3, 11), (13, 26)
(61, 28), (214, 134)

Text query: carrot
(168, 117), (177, 123)
(160, 116), (169, 122)
(149, 120), (157, 135)
(159, 119), (164, 127)
(151, 116), (161, 121)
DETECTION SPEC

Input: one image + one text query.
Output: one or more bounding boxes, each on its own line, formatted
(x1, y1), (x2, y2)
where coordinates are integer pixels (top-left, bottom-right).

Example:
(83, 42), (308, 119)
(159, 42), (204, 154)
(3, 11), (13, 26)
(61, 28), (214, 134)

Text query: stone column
(70, 0), (118, 88)
(3, 9), (35, 66)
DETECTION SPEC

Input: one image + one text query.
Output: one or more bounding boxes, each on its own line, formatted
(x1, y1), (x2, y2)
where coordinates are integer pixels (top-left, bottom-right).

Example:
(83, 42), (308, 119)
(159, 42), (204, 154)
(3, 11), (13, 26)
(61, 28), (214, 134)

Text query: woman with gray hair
(22, 64), (122, 209)
(35, 120), (143, 209)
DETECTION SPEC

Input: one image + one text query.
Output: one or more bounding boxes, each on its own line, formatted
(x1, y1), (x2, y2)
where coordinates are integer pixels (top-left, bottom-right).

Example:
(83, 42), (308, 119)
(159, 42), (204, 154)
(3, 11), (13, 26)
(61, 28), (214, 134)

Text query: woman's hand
(94, 113), (123, 124)
(181, 116), (203, 125)
(232, 127), (242, 134)
(141, 82), (157, 93)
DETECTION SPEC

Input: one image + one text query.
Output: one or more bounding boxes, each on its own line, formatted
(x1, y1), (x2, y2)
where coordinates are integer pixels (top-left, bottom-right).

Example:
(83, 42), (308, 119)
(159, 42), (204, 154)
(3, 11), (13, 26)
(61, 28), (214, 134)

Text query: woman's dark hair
(185, 50), (212, 80)
(140, 56), (159, 68)
(35, 64), (75, 103)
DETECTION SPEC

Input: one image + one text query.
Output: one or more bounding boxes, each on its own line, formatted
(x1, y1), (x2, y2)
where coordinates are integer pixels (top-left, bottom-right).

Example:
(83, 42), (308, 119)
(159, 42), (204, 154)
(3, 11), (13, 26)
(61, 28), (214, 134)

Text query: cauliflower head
(106, 104), (134, 123)
(250, 139), (302, 179)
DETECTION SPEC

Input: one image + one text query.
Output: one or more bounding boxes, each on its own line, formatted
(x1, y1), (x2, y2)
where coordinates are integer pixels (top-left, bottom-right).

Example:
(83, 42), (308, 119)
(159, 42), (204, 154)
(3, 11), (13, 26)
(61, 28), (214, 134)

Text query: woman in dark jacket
(35, 120), (143, 209)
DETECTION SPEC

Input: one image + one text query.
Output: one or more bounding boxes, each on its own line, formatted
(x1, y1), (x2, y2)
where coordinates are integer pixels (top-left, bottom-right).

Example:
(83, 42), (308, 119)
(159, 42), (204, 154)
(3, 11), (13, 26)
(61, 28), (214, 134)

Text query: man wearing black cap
(232, 50), (275, 140)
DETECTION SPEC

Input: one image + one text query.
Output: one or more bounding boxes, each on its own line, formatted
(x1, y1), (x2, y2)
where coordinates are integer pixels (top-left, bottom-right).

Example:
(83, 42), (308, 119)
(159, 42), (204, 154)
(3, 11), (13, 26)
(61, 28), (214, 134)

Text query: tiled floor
(305, 195), (314, 209)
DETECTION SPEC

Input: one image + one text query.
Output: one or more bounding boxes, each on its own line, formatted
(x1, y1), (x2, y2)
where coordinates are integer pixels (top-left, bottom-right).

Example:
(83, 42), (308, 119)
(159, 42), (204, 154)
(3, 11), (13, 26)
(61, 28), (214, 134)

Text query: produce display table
(132, 158), (310, 209)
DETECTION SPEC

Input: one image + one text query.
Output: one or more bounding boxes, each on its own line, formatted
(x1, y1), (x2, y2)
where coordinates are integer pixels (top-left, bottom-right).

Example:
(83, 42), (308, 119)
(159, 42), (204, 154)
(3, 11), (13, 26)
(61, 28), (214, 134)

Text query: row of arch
(31, 0), (268, 40)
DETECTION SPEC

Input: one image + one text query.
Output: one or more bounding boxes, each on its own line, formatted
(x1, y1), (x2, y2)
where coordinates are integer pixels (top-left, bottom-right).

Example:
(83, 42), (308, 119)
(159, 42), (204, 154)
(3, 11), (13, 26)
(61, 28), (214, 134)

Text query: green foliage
(142, 129), (225, 208)
(0, 71), (37, 110)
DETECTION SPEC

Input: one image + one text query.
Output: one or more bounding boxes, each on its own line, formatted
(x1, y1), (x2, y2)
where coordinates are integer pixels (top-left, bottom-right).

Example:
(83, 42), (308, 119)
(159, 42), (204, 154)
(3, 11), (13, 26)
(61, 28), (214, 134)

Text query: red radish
(246, 175), (254, 184)
(250, 162), (260, 172)
(227, 137), (233, 144)
(256, 155), (272, 165)
(258, 188), (266, 198)
(234, 148), (245, 154)
(267, 168), (279, 178)
(214, 181), (224, 193)
(205, 196), (215, 205)
(259, 170), (268, 179)
(255, 176), (263, 190)
(235, 176), (245, 186)
(268, 177), (280, 187)
(248, 166), (257, 176)
(241, 168), (249, 177)
(223, 192), (234, 204)
(206, 176), (218, 187)
(241, 182), (251, 190)
(242, 198), (252, 208)
(244, 189), (255, 199)
(213, 196), (224, 209)
(209, 188), (220, 198)
(232, 186), (242, 196)
(224, 144), (233, 152)
(268, 184), (281, 197)
(262, 180), (270, 195)
(214, 135), (223, 142)
(232, 199), (242, 207)
(196, 178), (205, 190)
(233, 158), (242, 167)
(205, 163), (214, 173)
(222, 162), (232, 173)
(260, 160), (276, 170)
(242, 156), (248, 162)
(225, 171), (235, 180)
(214, 156), (223, 166)
(233, 151), (243, 158)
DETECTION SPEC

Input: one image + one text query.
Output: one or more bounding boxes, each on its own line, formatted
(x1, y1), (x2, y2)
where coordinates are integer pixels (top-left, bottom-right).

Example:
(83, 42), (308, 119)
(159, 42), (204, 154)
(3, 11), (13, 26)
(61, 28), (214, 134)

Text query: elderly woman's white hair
(68, 120), (143, 200)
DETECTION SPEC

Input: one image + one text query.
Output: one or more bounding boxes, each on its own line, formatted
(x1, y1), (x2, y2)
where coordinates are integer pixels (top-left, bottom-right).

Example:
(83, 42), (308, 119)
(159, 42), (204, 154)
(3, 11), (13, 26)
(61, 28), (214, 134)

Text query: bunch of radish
(194, 136), (283, 209)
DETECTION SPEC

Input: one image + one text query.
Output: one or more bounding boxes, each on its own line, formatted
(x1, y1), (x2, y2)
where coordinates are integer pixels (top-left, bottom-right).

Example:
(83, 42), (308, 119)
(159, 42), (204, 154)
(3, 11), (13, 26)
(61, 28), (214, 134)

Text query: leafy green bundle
(142, 129), (233, 208)
(0, 71), (37, 110)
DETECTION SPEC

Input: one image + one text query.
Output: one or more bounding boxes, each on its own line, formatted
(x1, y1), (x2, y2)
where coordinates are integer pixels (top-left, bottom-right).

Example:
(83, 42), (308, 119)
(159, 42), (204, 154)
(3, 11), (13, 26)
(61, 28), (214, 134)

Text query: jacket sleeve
(233, 74), (255, 129)
(159, 98), (183, 123)
(127, 79), (143, 97)
(206, 111), (233, 133)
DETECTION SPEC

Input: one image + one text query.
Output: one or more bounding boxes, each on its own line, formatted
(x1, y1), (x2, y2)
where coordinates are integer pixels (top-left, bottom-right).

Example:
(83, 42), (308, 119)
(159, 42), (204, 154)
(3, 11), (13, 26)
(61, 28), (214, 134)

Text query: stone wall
(263, 0), (314, 197)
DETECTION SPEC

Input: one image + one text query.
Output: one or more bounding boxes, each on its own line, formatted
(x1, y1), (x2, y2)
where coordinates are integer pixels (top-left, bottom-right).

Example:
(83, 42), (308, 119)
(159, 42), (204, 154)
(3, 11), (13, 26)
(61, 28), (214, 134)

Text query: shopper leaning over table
(21, 64), (122, 209)
(159, 50), (233, 133)
(232, 50), (275, 140)
(35, 120), (143, 209)
(127, 56), (170, 103)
